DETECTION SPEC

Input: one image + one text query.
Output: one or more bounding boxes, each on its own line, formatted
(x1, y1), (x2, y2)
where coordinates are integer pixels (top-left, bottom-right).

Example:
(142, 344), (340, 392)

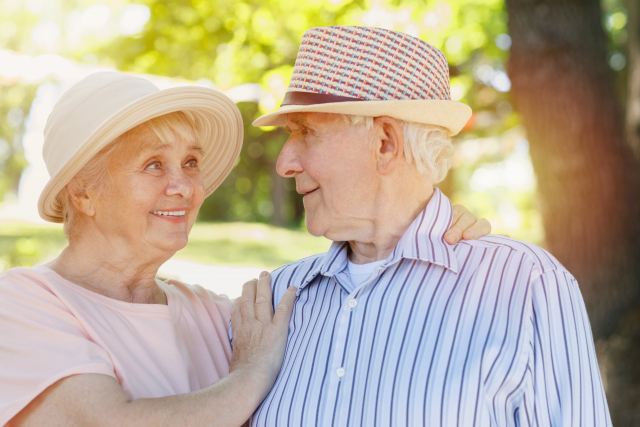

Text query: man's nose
(276, 138), (304, 178)
(164, 165), (194, 198)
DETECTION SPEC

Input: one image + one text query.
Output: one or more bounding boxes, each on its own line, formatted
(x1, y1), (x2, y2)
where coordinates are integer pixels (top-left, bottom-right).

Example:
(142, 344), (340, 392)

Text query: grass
(174, 222), (331, 268)
(0, 222), (68, 271)
(0, 221), (331, 272)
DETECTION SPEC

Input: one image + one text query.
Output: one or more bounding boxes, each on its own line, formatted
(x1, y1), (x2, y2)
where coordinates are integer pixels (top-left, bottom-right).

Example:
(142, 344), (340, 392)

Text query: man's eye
(302, 129), (309, 136)
(185, 159), (198, 167)
(146, 162), (160, 170)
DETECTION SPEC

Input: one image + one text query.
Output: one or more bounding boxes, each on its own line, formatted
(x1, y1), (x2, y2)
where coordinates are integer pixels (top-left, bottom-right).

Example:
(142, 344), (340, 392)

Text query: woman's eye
(146, 162), (160, 170)
(185, 159), (198, 167)
(302, 129), (309, 136)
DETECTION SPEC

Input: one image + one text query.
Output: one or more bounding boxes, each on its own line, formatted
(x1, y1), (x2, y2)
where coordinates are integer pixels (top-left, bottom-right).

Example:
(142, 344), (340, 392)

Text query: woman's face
(92, 127), (205, 255)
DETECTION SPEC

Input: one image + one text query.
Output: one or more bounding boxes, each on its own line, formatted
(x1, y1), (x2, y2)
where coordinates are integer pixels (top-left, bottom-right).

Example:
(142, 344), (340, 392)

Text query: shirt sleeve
(529, 269), (612, 426)
(0, 269), (116, 426)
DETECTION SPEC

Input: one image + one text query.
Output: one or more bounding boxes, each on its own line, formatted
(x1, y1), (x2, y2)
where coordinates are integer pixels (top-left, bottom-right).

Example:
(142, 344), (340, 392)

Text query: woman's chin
(151, 234), (189, 254)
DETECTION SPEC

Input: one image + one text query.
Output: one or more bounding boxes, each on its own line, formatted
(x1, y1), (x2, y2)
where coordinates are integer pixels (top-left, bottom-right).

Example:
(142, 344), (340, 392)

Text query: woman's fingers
(239, 279), (257, 321)
(272, 286), (297, 330)
(451, 203), (468, 225)
(445, 210), (477, 244)
(254, 272), (274, 323)
(463, 218), (492, 240)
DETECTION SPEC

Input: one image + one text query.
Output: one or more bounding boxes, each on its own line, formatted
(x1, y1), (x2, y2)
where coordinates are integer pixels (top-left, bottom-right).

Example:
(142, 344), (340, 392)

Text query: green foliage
(197, 102), (304, 225)
(0, 223), (67, 271)
(0, 1), (42, 54)
(0, 83), (38, 202)
(601, 0), (630, 103)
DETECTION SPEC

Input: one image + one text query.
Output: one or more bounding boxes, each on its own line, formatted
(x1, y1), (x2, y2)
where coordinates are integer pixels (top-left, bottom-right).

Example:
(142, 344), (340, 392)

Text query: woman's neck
(47, 235), (170, 305)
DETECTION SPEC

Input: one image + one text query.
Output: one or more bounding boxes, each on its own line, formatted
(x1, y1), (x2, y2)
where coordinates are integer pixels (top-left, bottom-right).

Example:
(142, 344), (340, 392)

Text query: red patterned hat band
(283, 26), (452, 105)
(281, 91), (365, 106)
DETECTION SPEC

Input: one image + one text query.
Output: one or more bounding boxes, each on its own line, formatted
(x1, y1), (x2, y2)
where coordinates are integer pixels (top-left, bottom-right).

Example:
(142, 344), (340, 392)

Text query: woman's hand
(445, 204), (492, 244)
(230, 272), (297, 399)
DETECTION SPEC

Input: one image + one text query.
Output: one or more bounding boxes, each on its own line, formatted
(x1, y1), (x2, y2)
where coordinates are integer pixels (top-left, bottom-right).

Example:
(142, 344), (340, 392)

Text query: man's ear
(66, 178), (97, 218)
(373, 117), (405, 175)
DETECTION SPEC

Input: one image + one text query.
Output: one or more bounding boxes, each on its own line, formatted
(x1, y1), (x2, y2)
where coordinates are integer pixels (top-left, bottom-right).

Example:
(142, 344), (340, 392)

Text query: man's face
(277, 112), (379, 240)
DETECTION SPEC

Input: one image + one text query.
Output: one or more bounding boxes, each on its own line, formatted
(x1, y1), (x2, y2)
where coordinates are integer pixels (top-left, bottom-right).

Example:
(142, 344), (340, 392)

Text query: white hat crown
(44, 72), (158, 178)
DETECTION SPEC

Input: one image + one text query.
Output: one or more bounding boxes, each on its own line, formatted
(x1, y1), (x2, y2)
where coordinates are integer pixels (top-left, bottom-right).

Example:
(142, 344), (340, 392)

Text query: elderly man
(250, 26), (611, 426)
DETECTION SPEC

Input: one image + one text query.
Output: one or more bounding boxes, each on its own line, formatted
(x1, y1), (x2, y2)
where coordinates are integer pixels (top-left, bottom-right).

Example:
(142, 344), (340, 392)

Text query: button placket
(325, 277), (354, 417)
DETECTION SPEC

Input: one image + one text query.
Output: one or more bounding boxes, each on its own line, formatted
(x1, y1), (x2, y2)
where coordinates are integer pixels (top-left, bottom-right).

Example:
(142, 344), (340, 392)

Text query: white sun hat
(38, 71), (243, 223)
(253, 26), (471, 135)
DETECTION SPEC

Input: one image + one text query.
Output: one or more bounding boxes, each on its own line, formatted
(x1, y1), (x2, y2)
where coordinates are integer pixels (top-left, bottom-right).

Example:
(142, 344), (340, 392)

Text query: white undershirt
(346, 259), (387, 292)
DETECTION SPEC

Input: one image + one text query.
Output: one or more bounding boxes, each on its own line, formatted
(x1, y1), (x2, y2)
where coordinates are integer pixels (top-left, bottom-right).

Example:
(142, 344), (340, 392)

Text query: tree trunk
(506, 0), (640, 423)
(628, 0), (640, 159)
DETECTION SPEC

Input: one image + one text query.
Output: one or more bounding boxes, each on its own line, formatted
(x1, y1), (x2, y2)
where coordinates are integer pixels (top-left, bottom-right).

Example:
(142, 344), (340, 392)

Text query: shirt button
(336, 368), (346, 378)
(348, 299), (358, 309)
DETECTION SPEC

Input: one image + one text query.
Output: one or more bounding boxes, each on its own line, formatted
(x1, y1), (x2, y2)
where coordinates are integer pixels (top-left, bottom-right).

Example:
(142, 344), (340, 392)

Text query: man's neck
(47, 228), (170, 305)
(347, 186), (434, 265)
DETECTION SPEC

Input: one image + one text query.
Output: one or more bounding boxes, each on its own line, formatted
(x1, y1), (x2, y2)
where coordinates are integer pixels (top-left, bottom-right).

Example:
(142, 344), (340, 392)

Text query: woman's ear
(373, 117), (405, 175)
(66, 178), (96, 218)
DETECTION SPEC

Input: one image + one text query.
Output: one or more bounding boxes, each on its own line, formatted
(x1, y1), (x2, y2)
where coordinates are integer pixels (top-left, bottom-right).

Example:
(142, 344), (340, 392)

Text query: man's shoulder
(270, 253), (326, 289)
(458, 236), (583, 314)
(458, 234), (567, 276)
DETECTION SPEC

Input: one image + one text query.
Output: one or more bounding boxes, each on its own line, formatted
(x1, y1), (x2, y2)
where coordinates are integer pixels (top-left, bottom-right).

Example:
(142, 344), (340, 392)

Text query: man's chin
(304, 217), (326, 238)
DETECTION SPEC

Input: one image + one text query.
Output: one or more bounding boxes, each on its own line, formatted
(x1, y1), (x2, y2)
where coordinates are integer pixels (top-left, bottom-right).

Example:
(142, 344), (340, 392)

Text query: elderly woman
(0, 72), (489, 427)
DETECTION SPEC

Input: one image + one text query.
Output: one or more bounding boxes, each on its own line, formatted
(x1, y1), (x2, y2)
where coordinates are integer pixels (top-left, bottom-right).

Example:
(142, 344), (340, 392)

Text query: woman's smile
(149, 209), (188, 223)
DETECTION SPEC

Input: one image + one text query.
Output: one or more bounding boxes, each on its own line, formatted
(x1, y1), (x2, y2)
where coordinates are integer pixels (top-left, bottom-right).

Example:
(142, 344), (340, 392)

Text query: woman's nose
(276, 138), (304, 178)
(164, 166), (194, 198)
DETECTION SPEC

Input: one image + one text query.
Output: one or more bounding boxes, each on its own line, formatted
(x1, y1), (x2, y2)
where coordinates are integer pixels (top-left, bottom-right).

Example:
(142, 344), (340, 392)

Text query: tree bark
(627, 0), (640, 159)
(506, 0), (640, 423)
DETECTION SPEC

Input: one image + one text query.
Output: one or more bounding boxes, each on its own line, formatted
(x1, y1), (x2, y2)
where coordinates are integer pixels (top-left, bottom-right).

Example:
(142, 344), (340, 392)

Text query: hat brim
(38, 86), (243, 223)
(252, 99), (471, 136)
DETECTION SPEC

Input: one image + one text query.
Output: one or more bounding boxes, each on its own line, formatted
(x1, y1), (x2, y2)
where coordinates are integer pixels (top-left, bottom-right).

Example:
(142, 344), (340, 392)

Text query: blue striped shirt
(251, 189), (611, 426)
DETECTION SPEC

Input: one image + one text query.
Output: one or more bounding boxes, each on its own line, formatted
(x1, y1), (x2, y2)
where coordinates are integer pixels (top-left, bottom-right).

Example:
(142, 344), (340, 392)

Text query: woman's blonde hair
(61, 111), (199, 240)
(341, 115), (454, 183)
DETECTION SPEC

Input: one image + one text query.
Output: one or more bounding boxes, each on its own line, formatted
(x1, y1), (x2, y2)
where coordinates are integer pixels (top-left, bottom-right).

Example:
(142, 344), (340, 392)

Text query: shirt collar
(298, 188), (459, 292)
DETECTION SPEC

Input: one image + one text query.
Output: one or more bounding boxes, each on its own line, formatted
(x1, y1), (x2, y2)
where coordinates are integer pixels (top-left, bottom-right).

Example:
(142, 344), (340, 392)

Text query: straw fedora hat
(38, 71), (243, 223)
(253, 26), (471, 135)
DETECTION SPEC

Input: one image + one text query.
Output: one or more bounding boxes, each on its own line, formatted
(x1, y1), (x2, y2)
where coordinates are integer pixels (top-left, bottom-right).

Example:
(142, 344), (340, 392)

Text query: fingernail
(260, 271), (268, 278)
(466, 232), (475, 239)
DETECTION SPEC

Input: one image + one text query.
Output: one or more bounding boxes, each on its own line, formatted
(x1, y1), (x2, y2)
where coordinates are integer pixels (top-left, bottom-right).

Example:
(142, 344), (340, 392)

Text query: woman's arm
(12, 273), (295, 427)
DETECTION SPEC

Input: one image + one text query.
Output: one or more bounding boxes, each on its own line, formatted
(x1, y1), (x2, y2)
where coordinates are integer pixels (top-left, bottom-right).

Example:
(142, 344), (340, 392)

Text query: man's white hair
(341, 115), (453, 183)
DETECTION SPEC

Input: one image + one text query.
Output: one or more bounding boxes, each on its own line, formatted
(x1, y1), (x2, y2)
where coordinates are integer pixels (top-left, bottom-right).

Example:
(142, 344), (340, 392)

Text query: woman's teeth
(151, 211), (186, 216)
